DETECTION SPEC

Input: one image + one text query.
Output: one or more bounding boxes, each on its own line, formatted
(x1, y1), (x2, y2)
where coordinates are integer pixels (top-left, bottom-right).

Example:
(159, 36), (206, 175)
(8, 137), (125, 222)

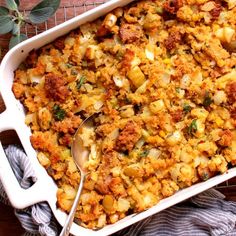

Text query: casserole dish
(0, 0), (236, 235)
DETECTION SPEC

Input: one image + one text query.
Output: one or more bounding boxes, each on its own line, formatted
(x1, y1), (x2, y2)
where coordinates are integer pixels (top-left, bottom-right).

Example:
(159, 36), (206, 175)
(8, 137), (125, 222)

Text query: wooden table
(0, 0), (236, 235)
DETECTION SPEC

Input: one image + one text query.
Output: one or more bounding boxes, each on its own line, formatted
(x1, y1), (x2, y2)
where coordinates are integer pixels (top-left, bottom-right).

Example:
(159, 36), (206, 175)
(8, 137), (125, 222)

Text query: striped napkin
(1, 145), (236, 236)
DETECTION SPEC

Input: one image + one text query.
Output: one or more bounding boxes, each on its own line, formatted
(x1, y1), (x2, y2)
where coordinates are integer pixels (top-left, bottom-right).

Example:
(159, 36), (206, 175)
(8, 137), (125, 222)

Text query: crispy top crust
(13, 0), (236, 229)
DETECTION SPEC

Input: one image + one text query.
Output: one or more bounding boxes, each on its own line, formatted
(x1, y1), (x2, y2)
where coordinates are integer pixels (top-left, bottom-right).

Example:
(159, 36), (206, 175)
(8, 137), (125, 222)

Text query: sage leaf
(15, 0), (20, 6)
(9, 33), (27, 49)
(0, 6), (9, 15)
(5, 0), (18, 10)
(12, 22), (20, 35)
(29, 7), (54, 24)
(0, 15), (13, 34)
(30, 0), (61, 21)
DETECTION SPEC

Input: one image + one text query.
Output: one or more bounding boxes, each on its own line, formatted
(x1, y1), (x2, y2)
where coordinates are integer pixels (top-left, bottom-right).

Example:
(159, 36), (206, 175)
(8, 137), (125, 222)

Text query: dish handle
(0, 110), (47, 209)
(0, 110), (14, 132)
(0, 142), (47, 209)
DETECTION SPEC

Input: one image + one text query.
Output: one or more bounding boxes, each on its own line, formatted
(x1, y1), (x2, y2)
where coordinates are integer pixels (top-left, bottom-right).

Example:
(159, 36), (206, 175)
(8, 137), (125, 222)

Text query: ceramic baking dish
(0, 0), (236, 235)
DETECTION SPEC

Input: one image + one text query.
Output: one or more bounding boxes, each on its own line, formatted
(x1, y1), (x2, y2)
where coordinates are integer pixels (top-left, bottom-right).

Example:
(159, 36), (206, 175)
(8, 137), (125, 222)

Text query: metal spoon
(59, 115), (95, 236)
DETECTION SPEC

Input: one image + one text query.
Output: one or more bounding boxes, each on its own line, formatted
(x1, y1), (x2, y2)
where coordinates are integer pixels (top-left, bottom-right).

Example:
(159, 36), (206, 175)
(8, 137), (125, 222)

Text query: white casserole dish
(0, 0), (236, 235)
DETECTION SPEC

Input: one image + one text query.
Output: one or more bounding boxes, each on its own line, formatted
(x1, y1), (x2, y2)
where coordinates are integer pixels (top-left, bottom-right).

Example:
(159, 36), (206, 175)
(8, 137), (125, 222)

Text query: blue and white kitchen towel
(1, 145), (236, 236)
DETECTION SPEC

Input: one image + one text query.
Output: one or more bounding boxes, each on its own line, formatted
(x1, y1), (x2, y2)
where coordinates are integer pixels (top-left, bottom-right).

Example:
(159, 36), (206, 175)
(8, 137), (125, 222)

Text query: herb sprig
(53, 104), (66, 121)
(77, 75), (86, 90)
(0, 0), (61, 49)
(188, 119), (198, 135)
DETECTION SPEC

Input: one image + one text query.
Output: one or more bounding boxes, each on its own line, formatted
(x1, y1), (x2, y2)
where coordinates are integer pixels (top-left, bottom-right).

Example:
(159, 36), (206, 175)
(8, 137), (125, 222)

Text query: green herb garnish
(66, 63), (73, 68)
(188, 119), (198, 135)
(0, 0), (60, 49)
(175, 87), (181, 93)
(53, 104), (66, 121)
(71, 68), (78, 76)
(76, 75), (86, 90)
(203, 92), (213, 108)
(183, 104), (191, 113)
(139, 150), (149, 157)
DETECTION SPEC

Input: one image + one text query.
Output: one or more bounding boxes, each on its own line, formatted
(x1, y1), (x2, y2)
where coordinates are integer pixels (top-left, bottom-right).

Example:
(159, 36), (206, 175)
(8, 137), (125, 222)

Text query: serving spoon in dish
(60, 115), (95, 236)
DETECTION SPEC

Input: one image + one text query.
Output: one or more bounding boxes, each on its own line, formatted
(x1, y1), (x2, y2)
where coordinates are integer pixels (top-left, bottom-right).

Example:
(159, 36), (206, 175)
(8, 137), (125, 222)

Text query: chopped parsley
(66, 63), (73, 68)
(76, 75), (86, 90)
(71, 68), (78, 76)
(188, 119), (198, 135)
(53, 105), (66, 121)
(183, 104), (191, 113)
(139, 150), (149, 157)
(203, 92), (213, 108)
(175, 87), (181, 93)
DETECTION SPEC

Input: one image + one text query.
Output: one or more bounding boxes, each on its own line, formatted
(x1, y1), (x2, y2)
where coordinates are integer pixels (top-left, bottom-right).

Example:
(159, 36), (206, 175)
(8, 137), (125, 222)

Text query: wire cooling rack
(0, 0), (235, 191)
(0, 0), (108, 58)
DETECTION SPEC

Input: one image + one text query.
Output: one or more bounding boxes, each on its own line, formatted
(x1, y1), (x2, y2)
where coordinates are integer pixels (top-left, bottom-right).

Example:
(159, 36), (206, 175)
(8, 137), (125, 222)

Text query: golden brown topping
(95, 175), (112, 195)
(119, 23), (143, 44)
(116, 121), (141, 152)
(12, 0), (236, 229)
(12, 82), (25, 99)
(209, 2), (222, 19)
(54, 36), (66, 50)
(230, 106), (236, 119)
(170, 109), (183, 122)
(164, 31), (182, 51)
(120, 49), (135, 74)
(218, 129), (233, 146)
(97, 25), (110, 38)
(59, 133), (72, 146)
(163, 0), (183, 14)
(44, 74), (70, 102)
(109, 177), (126, 196)
(226, 82), (236, 104)
(52, 115), (82, 134)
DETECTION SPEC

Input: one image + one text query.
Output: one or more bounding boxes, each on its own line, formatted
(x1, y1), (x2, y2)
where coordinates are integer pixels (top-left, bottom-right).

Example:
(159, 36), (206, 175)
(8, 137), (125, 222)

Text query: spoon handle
(60, 173), (86, 236)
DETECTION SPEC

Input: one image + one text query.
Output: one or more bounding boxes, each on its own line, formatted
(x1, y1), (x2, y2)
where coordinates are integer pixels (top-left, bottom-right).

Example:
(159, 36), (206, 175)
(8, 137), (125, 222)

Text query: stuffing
(116, 121), (142, 152)
(12, 0), (236, 229)
(44, 73), (70, 102)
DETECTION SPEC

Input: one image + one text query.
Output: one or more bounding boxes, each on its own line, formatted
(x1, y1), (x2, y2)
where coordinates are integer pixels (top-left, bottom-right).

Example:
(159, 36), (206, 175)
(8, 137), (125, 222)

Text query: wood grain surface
(0, 0), (236, 235)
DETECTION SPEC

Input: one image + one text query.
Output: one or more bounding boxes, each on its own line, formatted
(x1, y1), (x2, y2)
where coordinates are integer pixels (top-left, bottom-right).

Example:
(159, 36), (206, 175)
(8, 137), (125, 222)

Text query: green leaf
(188, 119), (198, 135)
(0, 15), (13, 34)
(9, 33), (27, 49)
(29, 0), (61, 22)
(12, 22), (20, 35)
(0, 6), (9, 15)
(29, 7), (54, 24)
(5, 0), (18, 10)
(76, 75), (86, 90)
(66, 63), (73, 68)
(203, 92), (213, 108)
(183, 104), (191, 113)
(15, 0), (20, 6)
(53, 104), (66, 121)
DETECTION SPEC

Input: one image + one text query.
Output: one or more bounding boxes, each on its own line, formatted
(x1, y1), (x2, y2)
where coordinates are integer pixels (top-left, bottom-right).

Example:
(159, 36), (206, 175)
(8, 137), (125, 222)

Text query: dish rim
(0, 1), (236, 235)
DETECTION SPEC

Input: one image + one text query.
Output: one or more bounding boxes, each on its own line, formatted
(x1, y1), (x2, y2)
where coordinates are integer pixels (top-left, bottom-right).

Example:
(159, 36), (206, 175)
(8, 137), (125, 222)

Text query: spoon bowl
(59, 115), (96, 236)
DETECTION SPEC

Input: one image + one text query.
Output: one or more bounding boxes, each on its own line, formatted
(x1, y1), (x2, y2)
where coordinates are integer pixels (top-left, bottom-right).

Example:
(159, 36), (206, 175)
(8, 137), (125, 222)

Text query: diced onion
(148, 148), (161, 158)
(180, 74), (191, 88)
